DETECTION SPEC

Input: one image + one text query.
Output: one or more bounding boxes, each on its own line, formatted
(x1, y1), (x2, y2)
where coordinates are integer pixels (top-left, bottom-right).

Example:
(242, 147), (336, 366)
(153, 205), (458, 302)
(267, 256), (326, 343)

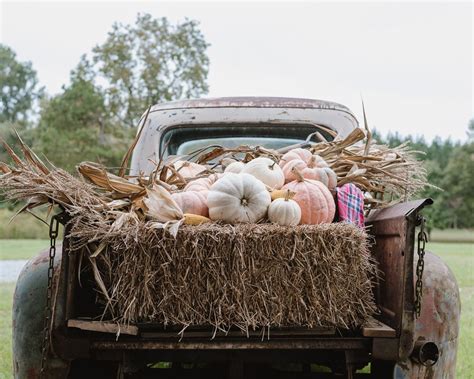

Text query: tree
(0, 44), (43, 123)
(34, 63), (132, 172)
(90, 13), (210, 127)
(438, 143), (474, 228)
(468, 118), (474, 141)
(374, 127), (473, 229)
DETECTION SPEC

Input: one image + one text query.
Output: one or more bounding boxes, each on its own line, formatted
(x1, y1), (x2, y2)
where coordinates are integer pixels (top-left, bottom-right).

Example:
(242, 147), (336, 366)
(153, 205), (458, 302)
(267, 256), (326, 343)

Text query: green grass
(430, 229), (474, 243)
(0, 208), (50, 239)
(0, 239), (49, 260)
(0, 283), (14, 379)
(0, 241), (472, 377)
(431, 243), (474, 377)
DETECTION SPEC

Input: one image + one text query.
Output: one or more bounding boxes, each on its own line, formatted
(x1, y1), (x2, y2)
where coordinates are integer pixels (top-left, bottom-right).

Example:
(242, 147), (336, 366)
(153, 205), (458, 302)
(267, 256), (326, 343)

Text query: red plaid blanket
(336, 183), (365, 227)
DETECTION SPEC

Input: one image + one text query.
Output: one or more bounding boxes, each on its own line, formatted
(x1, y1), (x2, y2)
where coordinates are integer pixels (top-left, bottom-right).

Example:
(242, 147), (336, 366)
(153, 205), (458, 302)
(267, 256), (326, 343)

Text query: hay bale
(83, 222), (377, 335)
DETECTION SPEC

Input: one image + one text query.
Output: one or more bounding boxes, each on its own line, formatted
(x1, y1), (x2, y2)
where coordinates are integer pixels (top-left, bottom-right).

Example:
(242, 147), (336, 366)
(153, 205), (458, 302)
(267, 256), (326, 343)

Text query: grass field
(0, 239), (49, 260)
(0, 240), (472, 377)
(430, 229), (474, 244)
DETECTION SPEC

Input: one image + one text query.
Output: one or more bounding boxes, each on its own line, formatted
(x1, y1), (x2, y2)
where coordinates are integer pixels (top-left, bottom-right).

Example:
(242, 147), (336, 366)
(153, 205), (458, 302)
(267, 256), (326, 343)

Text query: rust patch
(27, 367), (38, 379)
(150, 97), (353, 113)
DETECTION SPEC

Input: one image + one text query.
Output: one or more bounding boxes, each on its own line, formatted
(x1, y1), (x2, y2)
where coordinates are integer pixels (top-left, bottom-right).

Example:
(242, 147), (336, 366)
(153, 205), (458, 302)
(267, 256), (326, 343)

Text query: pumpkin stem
(308, 155), (316, 168)
(241, 198), (248, 206)
(284, 189), (291, 201)
(291, 167), (305, 182)
(269, 161), (277, 170)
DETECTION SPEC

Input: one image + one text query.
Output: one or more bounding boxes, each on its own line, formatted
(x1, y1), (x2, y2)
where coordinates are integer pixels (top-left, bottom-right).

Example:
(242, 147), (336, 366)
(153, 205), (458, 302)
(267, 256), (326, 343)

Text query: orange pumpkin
(171, 191), (208, 217)
(282, 169), (335, 224)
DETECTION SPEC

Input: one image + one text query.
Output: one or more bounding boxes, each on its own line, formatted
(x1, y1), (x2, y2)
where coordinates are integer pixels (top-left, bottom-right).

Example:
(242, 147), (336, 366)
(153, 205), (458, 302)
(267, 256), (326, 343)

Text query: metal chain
(39, 214), (60, 377)
(415, 215), (427, 318)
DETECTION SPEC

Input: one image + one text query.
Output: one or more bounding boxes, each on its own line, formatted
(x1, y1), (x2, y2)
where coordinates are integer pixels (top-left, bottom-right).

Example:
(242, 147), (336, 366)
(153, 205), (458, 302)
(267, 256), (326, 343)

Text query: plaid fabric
(336, 183), (365, 227)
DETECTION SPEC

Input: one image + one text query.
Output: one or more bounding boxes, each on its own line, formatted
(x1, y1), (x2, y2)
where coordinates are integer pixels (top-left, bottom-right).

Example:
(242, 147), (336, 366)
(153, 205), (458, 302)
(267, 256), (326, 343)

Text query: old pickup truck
(12, 97), (460, 378)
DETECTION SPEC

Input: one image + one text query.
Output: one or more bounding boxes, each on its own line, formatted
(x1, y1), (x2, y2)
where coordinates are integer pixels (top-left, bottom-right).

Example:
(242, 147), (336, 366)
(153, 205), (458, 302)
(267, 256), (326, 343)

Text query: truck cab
(12, 97), (460, 378)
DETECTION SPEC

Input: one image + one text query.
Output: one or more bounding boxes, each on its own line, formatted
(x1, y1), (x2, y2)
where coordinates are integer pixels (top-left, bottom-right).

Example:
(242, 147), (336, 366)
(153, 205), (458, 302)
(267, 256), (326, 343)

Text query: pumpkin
(184, 174), (222, 193)
(280, 154), (337, 192)
(307, 154), (329, 168)
(282, 169), (335, 224)
(270, 188), (296, 201)
(183, 213), (211, 225)
(207, 173), (271, 223)
(281, 159), (308, 182)
(268, 190), (301, 226)
(171, 191), (208, 217)
(300, 166), (337, 192)
(279, 148), (313, 168)
(241, 157), (285, 189)
(173, 160), (207, 178)
(224, 161), (246, 174)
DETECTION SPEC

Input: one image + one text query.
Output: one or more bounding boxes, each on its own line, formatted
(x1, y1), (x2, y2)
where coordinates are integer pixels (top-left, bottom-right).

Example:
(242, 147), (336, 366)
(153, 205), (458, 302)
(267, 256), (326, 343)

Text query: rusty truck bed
(47, 199), (431, 370)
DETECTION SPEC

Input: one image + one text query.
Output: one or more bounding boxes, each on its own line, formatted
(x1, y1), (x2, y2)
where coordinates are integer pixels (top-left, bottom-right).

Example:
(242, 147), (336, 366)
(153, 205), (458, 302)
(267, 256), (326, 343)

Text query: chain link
(39, 214), (60, 377)
(415, 215), (427, 318)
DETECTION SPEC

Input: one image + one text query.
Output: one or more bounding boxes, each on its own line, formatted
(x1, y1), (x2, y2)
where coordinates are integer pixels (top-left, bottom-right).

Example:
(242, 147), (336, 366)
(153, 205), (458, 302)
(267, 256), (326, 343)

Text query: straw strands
(0, 125), (429, 333)
(70, 222), (377, 334)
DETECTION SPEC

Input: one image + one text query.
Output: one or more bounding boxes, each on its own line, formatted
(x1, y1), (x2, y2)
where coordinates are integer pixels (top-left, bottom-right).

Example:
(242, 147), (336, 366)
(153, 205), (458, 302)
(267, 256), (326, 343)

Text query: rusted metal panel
(372, 338), (400, 361)
(140, 326), (336, 339)
(394, 339), (458, 378)
(91, 338), (370, 351)
(410, 252), (460, 378)
(366, 199), (433, 362)
(12, 247), (70, 378)
(366, 199), (433, 223)
(150, 97), (355, 113)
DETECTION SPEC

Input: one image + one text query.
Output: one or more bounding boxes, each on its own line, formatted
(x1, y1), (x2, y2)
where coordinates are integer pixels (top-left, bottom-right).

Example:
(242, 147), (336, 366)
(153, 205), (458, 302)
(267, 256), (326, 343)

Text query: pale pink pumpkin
(171, 191), (208, 217)
(281, 159), (308, 182)
(280, 151), (337, 191)
(173, 160), (207, 178)
(307, 155), (329, 168)
(300, 166), (337, 192)
(282, 169), (335, 224)
(279, 148), (313, 168)
(184, 174), (222, 193)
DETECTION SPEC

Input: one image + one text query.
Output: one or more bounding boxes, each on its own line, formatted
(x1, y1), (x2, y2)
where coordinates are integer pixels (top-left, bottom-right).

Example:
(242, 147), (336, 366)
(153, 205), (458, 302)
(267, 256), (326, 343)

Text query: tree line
(0, 13), (210, 172)
(1, 13), (472, 230)
(373, 128), (473, 229)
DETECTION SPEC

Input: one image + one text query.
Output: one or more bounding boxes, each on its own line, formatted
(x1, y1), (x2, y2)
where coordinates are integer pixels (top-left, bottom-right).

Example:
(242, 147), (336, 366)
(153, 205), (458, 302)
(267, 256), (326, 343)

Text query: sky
(1, 1), (472, 141)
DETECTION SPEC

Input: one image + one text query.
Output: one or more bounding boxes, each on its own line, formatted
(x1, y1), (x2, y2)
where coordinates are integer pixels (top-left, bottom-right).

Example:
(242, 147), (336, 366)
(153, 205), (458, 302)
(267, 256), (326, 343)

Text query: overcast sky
(1, 1), (472, 141)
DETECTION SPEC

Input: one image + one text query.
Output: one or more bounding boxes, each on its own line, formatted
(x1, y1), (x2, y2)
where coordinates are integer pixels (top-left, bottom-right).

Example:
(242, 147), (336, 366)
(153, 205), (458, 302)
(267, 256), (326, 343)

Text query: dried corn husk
(78, 162), (144, 197)
(143, 184), (183, 222)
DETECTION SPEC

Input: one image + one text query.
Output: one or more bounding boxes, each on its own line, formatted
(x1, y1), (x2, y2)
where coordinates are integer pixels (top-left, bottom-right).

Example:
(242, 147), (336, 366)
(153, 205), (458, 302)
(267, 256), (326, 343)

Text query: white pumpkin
(207, 173), (271, 223)
(268, 197), (301, 226)
(241, 157), (285, 189)
(224, 161), (246, 174)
